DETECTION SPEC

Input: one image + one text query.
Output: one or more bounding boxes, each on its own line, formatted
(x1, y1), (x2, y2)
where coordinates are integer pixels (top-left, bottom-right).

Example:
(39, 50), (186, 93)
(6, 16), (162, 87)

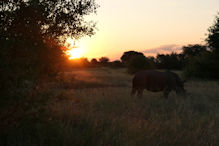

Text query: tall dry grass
(0, 68), (218, 145)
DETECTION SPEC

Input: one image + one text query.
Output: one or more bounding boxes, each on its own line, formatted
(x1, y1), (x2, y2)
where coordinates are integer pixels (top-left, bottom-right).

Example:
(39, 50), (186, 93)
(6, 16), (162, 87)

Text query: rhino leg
(163, 89), (171, 98)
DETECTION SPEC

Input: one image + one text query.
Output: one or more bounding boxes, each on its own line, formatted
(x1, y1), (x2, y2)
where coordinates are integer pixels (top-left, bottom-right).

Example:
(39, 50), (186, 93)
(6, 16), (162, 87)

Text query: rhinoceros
(131, 70), (186, 98)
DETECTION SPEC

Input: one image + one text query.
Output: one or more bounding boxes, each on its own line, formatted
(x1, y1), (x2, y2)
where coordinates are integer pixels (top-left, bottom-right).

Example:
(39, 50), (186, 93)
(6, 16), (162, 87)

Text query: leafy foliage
(0, 0), (98, 90)
(155, 53), (184, 70)
(184, 14), (219, 79)
(207, 13), (219, 57)
(127, 55), (154, 74)
(0, 0), (98, 39)
(99, 57), (109, 65)
(182, 44), (208, 60)
(120, 51), (145, 65)
(90, 58), (98, 65)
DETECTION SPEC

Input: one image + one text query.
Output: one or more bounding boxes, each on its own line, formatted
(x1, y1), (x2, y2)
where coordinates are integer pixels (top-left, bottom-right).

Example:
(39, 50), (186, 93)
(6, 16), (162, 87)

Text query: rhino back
(133, 70), (170, 91)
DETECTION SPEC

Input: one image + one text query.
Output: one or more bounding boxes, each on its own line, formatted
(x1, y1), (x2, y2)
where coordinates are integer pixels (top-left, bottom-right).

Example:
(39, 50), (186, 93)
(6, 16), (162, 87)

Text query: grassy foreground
(0, 68), (219, 146)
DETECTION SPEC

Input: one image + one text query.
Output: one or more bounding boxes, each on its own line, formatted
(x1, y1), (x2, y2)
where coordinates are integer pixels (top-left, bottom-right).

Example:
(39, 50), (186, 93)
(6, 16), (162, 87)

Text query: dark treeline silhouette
(182, 14), (219, 79)
(63, 43), (212, 75)
(66, 57), (124, 69)
(120, 43), (214, 77)
(183, 13), (219, 79)
(155, 53), (183, 70)
(120, 13), (219, 79)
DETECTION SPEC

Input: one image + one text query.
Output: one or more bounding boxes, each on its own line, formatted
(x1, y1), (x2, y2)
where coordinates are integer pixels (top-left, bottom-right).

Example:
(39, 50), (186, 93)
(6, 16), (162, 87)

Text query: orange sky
(73, 0), (219, 61)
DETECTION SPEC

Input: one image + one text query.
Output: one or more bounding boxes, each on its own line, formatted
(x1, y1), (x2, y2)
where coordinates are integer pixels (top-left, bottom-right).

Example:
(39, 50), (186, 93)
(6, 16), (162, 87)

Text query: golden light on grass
(64, 38), (84, 60)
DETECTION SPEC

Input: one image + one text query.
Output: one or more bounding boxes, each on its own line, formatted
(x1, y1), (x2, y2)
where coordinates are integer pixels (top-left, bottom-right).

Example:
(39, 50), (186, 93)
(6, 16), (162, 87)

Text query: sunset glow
(61, 0), (219, 60)
(79, 0), (219, 60)
(65, 48), (83, 59)
(64, 38), (84, 59)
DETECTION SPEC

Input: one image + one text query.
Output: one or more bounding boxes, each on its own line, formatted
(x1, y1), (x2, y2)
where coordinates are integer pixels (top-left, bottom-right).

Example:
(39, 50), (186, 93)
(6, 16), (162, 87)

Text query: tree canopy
(0, 0), (98, 90)
(121, 51), (145, 65)
(207, 13), (219, 57)
(99, 57), (109, 64)
(155, 53), (183, 70)
(183, 13), (219, 79)
(182, 44), (208, 60)
(0, 0), (98, 41)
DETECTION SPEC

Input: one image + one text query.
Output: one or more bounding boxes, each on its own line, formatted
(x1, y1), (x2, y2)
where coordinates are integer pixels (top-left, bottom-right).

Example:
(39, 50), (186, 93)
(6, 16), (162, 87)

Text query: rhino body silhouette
(131, 70), (185, 98)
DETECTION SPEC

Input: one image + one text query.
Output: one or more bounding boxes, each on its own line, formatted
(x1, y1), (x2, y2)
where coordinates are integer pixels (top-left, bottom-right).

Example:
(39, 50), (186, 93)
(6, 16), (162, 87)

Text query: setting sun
(65, 48), (83, 59)
(64, 38), (84, 60)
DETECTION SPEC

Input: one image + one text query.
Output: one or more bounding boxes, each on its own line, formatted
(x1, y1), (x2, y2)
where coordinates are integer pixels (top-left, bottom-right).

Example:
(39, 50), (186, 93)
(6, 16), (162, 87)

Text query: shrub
(109, 60), (124, 68)
(183, 53), (219, 79)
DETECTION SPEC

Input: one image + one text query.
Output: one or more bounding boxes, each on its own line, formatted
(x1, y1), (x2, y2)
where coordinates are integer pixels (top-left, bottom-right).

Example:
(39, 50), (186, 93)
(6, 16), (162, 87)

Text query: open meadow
(0, 68), (219, 145)
(1, 1), (219, 146)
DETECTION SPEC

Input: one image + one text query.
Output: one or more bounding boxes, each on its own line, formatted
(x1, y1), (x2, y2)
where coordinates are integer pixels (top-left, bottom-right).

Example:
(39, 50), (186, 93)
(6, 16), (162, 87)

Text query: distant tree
(121, 51), (145, 65)
(207, 13), (219, 57)
(127, 55), (154, 74)
(155, 53), (183, 70)
(99, 57), (109, 65)
(80, 58), (90, 67)
(148, 56), (156, 64)
(0, 0), (98, 89)
(182, 44), (208, 60)
(184, 13), (219, 79)
(90, 58), (98, 66)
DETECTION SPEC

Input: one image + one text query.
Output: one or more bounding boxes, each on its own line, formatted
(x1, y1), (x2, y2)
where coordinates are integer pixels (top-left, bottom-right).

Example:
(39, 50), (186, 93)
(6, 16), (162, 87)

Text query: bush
(183, 53), (219, 79)
(109, 60), (124, 68)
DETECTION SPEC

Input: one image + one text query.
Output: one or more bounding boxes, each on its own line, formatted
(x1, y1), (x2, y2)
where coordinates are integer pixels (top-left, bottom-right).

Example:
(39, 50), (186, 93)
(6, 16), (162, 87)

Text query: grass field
(0, 68), (219, 145)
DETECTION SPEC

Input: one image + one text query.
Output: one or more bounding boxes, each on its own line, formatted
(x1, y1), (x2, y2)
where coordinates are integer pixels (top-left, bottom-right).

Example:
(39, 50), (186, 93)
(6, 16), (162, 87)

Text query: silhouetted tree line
(120, 43), (216, 77)
(56, 42), (214, 77)
(120, 13), (219, 79)
(65, 57), (124, 69)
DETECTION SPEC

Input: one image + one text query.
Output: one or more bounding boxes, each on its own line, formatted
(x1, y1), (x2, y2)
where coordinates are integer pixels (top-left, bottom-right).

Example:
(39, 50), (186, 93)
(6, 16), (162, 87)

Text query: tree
(183, 13), (219, 79)
(207, 13), (219, 57)
(79, 57), (90, 67)
(0, 0), (98, 89)
(0, 0), (98, 40)
(121, 51), (145, 65)
(127, 55), (154, 74)
(90, 58), (98, 66)
(99, 57), (109, 65)
(182, 44), (208, 60)
(148, 56), (156, 64)
(155, 53), (184, 70)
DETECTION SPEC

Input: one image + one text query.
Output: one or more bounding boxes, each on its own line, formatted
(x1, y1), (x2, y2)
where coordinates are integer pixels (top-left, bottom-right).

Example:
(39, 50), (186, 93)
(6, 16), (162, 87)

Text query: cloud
(143, 44), (182, 56)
